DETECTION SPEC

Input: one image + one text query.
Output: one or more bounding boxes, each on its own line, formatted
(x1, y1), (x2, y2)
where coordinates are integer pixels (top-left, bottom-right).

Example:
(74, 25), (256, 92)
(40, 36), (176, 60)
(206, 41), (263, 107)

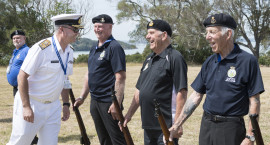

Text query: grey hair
(54, 25), (62, 34)
(220, 26), (234, 41)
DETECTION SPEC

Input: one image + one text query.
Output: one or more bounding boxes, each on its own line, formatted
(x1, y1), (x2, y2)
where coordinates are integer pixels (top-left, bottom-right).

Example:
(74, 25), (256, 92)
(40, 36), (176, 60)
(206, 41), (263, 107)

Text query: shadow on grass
(0, 118), (12, 123)
(58, 134), (95, 143)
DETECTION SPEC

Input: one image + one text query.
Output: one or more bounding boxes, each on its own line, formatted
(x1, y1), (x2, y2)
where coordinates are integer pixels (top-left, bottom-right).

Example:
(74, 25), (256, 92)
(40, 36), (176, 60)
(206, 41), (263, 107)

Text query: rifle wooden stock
(249, 114), (264, 145)
(154, 99), (174, 145)
(111, 88), (134, 145)
(69, 89), (91, 145)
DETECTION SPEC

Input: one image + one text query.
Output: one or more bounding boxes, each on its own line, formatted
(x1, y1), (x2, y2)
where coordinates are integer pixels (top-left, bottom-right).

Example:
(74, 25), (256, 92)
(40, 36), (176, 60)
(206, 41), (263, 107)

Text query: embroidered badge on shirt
(39, 39), (51, 50)
(225, 66), (236, 82)
(143, 63), (149, 71)
(70, 45), (74, 50)
(16, 54), (20, 59)
(98, 50), (105, 60)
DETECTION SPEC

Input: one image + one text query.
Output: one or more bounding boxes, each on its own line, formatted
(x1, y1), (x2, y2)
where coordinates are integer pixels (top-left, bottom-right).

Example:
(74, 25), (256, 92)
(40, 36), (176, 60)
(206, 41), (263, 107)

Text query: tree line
(1, 0), (269, 66)
(115, 0), (270, 60)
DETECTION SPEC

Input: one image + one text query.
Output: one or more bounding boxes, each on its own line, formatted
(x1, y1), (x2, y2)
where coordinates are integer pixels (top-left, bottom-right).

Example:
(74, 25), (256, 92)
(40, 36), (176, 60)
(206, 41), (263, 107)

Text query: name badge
(51, 60), (59, 63)
(64, 79), (72, 89)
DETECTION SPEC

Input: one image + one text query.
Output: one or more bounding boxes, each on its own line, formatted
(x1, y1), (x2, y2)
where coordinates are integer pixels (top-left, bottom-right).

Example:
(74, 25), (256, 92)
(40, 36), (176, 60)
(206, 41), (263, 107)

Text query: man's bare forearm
(80, 71), (90, 100)
(18, 70), (30, 108)
(61, 89), (69, 103)
(174, 91), (203, 128)
(174, 89), (187, 122)
(115, 71), (126, 103)
(247, 94), (261, 135)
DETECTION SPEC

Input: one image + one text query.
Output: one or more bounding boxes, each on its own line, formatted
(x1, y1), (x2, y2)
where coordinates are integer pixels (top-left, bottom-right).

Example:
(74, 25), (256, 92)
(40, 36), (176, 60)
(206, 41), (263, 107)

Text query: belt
(203, 111), (243, 122)
(31, 97), (57, 104)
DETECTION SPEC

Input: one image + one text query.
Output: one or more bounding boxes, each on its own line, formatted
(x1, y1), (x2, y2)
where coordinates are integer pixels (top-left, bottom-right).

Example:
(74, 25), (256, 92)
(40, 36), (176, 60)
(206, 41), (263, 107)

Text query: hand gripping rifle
(111, 88), (134, 145)
(154, 99), (174, 145)
(69, 89), (91, 145)
(249, 114), (264, 145)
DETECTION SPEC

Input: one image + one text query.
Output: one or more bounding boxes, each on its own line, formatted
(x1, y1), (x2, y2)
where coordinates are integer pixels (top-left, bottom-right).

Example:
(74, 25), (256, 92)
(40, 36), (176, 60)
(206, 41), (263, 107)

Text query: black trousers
(90, 99), (126, 145)
(144, 129), (179, 145)
(13, 86), (18, 97)
(199, 112), (246, 145)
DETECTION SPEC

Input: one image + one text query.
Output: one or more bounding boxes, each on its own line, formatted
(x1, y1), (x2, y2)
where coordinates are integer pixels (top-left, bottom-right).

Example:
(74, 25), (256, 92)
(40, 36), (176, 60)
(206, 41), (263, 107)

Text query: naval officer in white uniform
(7, 13), (84, 145)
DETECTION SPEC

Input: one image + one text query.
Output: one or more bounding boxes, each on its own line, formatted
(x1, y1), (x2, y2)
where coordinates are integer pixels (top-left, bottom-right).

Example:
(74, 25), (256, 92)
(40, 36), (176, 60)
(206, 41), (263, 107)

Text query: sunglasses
(62, 26), (81, 33)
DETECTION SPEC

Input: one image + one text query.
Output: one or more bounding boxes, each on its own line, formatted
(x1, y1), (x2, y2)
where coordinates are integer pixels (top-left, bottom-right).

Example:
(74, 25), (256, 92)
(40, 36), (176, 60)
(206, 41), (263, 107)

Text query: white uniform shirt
(21, 34), (73, 102)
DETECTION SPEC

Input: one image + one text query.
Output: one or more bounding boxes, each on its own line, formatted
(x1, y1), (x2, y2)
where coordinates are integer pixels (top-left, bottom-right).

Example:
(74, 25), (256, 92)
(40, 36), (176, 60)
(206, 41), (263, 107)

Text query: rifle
(69, 89), (91, 145)
(154, 99), (174, 145)
(111, 88), (134, 145)
(249, 114), (264, 145)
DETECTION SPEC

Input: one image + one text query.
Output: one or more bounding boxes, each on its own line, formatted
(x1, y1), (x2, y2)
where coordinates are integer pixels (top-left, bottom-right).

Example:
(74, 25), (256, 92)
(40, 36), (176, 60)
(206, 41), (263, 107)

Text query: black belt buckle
(213, 115), (225, 122)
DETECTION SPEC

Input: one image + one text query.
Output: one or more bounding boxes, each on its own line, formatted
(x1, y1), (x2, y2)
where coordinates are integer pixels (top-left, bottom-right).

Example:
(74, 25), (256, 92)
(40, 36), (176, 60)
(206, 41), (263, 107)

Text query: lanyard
(95, 37), (115, 49)
(52, 36), (69, 75)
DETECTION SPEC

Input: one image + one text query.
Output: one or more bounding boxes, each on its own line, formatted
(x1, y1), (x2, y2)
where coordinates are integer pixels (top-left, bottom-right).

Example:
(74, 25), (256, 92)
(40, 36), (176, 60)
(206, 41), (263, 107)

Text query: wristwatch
(63, 102), (71, 107)
(246, 135), (255, 141)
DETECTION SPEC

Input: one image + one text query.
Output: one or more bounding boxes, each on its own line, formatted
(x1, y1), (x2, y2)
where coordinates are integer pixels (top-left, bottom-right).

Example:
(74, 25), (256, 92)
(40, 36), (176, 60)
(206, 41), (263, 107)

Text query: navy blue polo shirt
(136, 45), (187, 129)
(7, 44), (29, 86)
(191, 43), (264, 116)
(88, 36), (126, 102)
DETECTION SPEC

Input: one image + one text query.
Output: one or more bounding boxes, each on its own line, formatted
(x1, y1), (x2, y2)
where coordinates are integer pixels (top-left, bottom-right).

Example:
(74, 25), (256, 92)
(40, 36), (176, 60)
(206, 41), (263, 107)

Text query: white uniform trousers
(7, 93), (61, 145)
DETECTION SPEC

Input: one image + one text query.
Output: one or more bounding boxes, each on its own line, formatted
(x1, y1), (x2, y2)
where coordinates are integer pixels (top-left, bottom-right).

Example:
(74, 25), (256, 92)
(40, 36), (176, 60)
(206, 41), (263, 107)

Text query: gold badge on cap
(149, 21), (154, 26)
(101, 18), (105, 23)
(78, 17), (82, 25)
(211, 17), (216, 24)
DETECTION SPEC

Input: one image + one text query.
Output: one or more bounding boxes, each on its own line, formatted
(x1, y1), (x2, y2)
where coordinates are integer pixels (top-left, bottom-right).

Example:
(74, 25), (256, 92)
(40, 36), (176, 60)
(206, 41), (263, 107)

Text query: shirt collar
(96, 35), (115, 49)
(14, 44), (27, 51)
(53, 34), (68, 53)
(216, 43), (239, 62)
(156, 44), (172, 59)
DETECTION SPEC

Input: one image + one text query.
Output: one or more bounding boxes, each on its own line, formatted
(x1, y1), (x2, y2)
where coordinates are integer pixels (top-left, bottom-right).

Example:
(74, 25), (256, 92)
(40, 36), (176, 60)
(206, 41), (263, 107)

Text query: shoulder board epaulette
(70, 45), (74, 50)
(39, 39), (51, 50)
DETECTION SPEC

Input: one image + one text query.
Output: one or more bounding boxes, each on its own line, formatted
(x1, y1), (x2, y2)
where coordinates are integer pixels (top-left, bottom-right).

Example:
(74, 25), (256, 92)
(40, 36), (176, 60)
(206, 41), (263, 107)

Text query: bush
(259, 54), (270, 66)
(126, 52), (143, 63)
(75, 54), (88, 63)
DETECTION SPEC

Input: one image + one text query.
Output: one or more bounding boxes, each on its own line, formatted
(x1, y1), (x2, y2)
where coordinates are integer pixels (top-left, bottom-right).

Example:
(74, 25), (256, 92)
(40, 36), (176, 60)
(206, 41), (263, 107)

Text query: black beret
(92, 14), (113, 24)
(203, 13), (237, 30)
(10, 30), (25, 39)
(147, 20), (172, 37)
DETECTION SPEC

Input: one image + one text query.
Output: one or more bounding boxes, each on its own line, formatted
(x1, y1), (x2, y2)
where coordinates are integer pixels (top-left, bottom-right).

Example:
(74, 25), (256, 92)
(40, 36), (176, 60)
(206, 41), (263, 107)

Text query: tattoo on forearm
(183, 100), (197, 121)
(254, 97), (260, 104)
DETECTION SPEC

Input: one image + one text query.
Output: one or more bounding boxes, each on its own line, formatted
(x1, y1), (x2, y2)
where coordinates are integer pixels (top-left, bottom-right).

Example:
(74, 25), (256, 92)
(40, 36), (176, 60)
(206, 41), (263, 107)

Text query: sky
(81, 0), (136, 41)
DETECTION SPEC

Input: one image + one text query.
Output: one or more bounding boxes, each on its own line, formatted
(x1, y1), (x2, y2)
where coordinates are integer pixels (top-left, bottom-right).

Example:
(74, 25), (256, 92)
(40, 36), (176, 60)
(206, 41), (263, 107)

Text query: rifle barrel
(69, 89), (91, 145)
(111, 88), (134, 145)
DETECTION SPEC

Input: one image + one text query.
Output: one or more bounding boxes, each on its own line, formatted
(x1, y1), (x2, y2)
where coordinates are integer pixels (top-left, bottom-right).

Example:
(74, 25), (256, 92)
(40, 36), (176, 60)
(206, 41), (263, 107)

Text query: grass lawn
(0, 63), (269, 145)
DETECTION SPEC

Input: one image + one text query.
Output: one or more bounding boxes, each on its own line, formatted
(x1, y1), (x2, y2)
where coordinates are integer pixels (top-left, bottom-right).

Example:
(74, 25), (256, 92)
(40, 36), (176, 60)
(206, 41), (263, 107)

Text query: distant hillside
(72, 38), (137, 51)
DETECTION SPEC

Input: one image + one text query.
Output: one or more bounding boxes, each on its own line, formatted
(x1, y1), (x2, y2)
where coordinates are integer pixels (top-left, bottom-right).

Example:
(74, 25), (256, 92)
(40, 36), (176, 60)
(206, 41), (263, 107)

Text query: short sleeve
(110, 42), (126, 73)
(21, 43), (44, 75)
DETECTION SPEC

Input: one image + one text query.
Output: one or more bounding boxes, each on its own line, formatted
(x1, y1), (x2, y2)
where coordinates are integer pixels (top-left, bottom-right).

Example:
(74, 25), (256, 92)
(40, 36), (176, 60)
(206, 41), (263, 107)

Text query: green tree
(215, 0), (270, 59)
(0, 0), (92, 66)
(116, 0), (214, 62)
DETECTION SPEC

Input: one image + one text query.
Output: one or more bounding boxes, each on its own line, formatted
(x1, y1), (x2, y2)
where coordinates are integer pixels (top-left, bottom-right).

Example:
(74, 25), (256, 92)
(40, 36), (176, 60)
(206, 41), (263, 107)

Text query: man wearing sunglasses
(7, 13), (83, 145)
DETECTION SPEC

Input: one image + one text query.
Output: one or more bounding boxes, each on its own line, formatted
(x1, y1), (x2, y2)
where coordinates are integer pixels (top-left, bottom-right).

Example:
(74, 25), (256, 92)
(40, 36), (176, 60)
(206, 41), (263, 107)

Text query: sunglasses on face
(62, 26), (81, 33)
